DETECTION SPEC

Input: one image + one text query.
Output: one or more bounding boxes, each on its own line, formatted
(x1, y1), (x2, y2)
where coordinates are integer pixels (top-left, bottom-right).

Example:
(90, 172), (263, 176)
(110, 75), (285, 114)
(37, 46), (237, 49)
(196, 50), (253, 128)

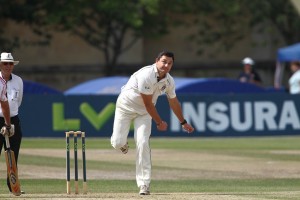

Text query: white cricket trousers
(111, 105), (152, 188)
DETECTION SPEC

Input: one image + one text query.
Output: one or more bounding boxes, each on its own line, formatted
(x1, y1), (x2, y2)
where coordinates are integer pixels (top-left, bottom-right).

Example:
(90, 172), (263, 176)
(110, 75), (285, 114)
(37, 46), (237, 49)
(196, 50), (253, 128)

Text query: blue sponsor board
(170, 94), (300, 136)
(20, 93), (300, 137)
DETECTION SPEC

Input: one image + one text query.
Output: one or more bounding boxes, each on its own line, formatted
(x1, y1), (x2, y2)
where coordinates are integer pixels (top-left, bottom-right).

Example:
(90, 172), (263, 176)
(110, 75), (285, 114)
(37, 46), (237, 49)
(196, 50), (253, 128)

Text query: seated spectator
(289, 61), (300, 94)
(238, 57), (262, 86)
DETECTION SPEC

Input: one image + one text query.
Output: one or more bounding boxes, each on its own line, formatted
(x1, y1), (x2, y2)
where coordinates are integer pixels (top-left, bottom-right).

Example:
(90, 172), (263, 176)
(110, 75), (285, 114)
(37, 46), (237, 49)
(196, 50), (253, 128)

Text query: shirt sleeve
(18, 79), (24, 106)
(166, 77), (176, 99)
(0, 82), (7, 102)
(137, 75), (154, 95)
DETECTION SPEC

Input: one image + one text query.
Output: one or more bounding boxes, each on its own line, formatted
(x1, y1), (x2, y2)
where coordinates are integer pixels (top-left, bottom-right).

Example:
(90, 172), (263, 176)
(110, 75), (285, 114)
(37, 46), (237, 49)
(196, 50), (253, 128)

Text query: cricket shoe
(139, 185), (150, 195)
(120, 142), (129, 154)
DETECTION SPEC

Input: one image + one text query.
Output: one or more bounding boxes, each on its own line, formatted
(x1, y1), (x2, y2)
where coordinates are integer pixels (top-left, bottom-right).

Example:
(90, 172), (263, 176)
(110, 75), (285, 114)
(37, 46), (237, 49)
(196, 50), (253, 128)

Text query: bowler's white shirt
(118, 64), (176, 115)
(289, 70), (300, 94)
(0, 73), (23, 117)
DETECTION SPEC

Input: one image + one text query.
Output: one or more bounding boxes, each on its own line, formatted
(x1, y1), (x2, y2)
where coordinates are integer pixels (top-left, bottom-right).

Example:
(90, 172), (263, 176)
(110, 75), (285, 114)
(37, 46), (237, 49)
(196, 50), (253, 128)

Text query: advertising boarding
(20, 94), (300, 137)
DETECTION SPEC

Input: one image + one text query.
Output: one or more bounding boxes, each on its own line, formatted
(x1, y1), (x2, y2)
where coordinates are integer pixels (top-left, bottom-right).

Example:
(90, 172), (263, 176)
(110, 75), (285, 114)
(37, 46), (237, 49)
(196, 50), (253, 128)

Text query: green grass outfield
(0, 136), (300, 199)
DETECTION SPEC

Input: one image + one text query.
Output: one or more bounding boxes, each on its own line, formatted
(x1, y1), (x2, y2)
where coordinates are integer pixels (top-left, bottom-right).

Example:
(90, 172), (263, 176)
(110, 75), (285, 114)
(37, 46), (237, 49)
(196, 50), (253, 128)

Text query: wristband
(180, 119), (187, 126)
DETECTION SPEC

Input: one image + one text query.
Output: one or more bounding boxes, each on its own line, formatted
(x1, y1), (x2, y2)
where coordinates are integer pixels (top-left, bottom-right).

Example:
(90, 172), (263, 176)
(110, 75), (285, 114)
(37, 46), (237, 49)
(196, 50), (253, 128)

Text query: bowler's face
(156, 55), (173, 76)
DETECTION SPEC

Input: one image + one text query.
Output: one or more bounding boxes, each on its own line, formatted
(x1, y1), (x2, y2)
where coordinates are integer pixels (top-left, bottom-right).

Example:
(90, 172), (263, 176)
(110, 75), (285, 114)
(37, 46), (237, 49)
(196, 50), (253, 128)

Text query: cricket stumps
(66, 131), (87, 194)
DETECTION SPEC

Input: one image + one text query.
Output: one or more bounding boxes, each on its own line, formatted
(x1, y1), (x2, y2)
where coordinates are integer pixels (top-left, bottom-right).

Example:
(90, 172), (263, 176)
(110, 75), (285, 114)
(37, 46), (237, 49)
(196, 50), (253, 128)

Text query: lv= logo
(52, 102), (116, 131)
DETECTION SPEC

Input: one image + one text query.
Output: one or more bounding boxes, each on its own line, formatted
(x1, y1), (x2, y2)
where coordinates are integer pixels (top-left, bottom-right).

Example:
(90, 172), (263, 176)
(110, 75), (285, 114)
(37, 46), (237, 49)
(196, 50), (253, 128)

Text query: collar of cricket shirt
(154, 64), (167, 83)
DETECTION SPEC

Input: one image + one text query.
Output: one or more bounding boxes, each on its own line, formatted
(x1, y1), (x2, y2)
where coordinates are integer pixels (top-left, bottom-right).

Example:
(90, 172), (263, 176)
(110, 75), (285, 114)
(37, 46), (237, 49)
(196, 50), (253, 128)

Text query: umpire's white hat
(0, 52), (19, 65)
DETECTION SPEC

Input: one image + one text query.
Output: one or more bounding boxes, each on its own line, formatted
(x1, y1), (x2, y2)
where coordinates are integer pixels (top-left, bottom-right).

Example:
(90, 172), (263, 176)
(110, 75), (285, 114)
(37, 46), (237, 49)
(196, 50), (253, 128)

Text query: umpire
(0, 52), (24, 194)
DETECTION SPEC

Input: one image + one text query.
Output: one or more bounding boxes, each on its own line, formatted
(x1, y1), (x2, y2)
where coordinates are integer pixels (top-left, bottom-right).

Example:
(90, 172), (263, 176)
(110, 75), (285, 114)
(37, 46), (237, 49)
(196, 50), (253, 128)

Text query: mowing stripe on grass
(21, 136), (300, 150)
(0, 179), (299, 194)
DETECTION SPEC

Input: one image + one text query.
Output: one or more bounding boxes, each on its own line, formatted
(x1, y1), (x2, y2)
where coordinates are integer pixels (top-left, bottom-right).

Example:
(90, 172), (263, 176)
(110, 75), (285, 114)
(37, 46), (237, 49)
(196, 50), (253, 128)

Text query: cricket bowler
(111, 51), (194, 195)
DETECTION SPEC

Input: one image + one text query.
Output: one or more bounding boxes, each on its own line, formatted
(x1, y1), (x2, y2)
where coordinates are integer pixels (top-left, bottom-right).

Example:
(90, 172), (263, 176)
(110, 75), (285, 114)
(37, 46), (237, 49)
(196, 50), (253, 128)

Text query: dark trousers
(0, 115), (22, 192)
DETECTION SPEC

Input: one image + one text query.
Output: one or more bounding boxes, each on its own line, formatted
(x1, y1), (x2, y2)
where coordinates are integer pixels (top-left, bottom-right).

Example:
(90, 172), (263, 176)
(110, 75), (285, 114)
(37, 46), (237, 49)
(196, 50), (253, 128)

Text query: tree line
(1, 0), (299, 75)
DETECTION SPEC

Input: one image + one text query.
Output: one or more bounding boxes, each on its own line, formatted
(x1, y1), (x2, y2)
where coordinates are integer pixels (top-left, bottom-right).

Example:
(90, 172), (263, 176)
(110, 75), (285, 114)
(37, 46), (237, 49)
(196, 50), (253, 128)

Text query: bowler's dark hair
(156, 51), (175, 62)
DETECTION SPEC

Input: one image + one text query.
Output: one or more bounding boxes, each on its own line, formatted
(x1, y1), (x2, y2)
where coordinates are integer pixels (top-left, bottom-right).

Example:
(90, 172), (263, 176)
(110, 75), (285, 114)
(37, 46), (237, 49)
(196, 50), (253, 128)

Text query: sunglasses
(1, 62), (14, 66)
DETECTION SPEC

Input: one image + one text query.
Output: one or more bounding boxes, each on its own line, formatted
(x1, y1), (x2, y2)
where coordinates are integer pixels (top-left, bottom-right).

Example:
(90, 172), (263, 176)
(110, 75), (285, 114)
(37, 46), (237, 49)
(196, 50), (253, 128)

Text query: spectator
(289, 61), (300, 94)
(238, 57), (262, 86)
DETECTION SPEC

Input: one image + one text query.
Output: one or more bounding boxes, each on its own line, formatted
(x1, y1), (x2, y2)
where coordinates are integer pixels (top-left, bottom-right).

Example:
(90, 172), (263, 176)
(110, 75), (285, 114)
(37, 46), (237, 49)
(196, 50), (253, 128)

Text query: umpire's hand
(1, 124), (15, 137)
